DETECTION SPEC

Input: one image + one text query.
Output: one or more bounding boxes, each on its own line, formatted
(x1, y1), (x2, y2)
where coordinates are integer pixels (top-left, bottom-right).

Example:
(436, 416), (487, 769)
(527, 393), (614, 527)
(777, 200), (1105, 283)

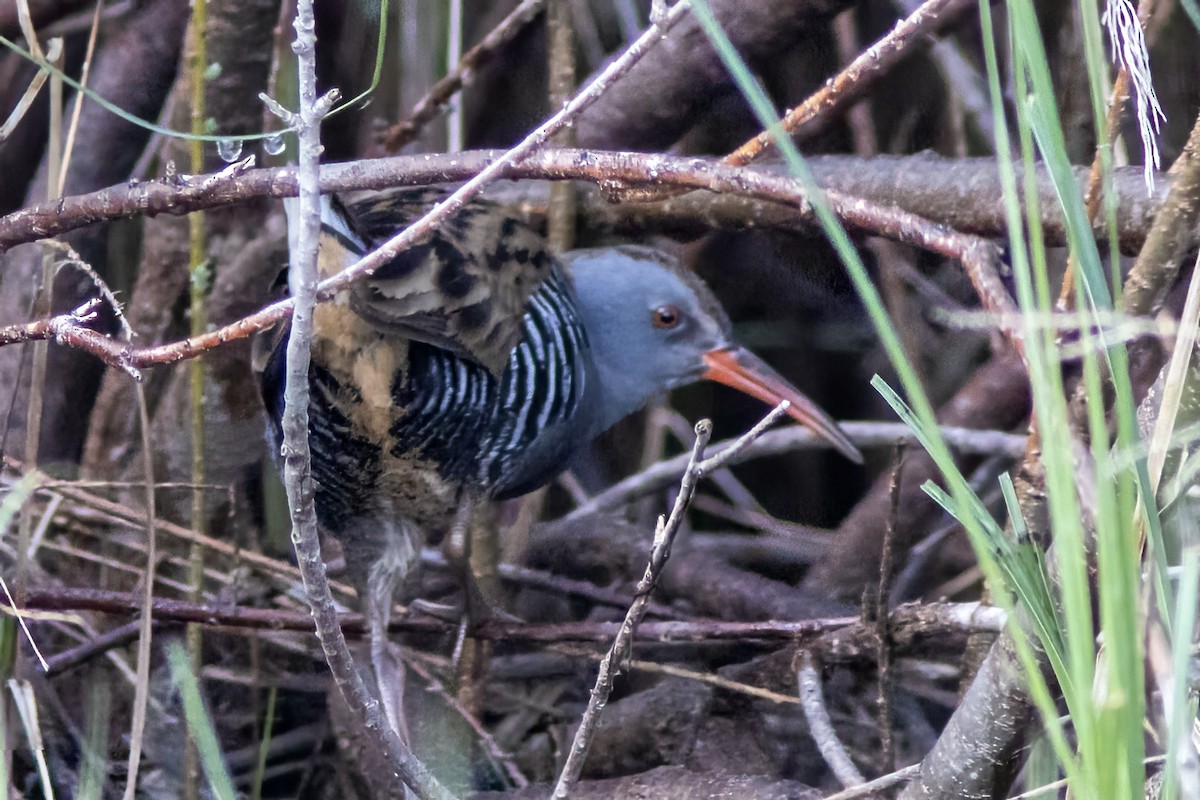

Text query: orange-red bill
(702, 346), (863, 463)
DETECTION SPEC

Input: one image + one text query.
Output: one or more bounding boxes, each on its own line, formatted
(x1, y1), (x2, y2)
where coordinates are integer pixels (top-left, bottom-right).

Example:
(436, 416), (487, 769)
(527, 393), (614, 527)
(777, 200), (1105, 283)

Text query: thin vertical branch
(376, 0), (548, 153)
(552, 420), (714, 800)
(56, 0), (104, 198)
(184, 4), (209, 799)
(7, 43), (64, 796)
(278, 1), (453, 797)
(446, 0), (463, 152)
(874, 448), (904, 773)
(1057, 69), (1130, 310)
(546, 0), (576, 251)
(16, 16), (63, 595)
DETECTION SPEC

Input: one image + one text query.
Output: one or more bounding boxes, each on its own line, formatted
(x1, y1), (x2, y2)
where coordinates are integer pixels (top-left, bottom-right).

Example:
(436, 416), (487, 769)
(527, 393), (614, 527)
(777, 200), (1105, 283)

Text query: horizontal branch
(0, 151), (1168, 254)
(21, 587), (1003, 652)
(0, 149), (1022, 371)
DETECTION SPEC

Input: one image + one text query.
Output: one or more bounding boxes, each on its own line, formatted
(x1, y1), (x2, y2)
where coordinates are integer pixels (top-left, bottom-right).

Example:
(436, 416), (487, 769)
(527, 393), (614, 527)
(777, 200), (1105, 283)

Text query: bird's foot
(360, 521), (421, 745)
(364, 592), (411, 746)
(407, 589), (523, 626)
(407, 597), (464, 623)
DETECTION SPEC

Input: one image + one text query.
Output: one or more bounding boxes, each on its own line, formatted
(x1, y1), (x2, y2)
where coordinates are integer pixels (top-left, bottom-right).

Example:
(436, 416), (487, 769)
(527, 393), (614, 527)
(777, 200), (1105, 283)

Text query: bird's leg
(362, 518), (421, 745)
(445, 491), (474, 577)
(444, 493), (490, 622)
(448, 493), (495, 723)
(408, 494), (476, 622)
(425, 493), (520, 626)
(452, 493), (493, 623)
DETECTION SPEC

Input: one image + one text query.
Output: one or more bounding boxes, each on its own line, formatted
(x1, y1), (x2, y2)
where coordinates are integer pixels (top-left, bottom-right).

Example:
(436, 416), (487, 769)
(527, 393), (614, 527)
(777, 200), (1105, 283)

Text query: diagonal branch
(374, 0), (547, 154)
(729, 0), (974, 165)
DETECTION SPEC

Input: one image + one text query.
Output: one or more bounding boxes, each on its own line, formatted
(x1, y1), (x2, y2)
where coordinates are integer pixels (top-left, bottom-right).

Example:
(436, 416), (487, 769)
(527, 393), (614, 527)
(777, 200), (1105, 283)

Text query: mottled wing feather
(341, 187), (557, 375)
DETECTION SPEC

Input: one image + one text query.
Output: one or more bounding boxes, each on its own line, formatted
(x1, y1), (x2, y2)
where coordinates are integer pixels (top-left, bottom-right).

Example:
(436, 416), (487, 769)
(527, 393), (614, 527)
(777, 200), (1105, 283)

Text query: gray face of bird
(566, 245), (863, 464)
(565, 245), (731, 411)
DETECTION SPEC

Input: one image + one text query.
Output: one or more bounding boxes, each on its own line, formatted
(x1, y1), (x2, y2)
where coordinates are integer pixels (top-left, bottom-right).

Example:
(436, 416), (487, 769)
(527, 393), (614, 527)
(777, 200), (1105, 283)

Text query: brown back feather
(340, 187), (557, 375)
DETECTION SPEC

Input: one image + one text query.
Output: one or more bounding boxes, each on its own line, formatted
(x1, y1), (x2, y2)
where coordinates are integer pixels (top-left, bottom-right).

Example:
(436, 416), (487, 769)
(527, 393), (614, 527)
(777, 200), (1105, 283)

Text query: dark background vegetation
(0, 0), (1197, 797)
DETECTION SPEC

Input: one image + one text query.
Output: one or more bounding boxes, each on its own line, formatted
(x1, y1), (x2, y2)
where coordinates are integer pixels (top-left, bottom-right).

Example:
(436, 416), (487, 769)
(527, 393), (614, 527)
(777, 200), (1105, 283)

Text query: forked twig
(552, 402), (791, 798)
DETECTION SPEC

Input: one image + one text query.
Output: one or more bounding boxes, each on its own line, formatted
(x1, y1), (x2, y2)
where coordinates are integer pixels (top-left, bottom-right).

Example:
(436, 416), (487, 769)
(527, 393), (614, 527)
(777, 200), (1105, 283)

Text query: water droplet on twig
(216, 138), (244, 162)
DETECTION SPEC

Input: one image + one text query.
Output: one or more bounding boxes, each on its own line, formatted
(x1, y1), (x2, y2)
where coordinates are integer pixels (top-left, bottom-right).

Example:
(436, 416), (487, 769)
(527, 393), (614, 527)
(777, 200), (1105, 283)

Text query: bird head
(565, 245), (862, 463)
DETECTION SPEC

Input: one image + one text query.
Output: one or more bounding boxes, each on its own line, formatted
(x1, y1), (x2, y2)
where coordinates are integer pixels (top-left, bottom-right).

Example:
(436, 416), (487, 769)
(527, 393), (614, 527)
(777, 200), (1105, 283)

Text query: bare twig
(727, 0), (974, 166)
(466, 0), (973, 204)
(375, 0), (547, 153)
(553, 403), (790, 797)
(0, 298), (137, 371)
(15, 3), (63, 609)
(463, 556), (684, 620)
(564, 421), (1026, 521)
(822, 764), (922, 799)
(20, 587), (1006, 647)
(546, 0), (576, 252)
(1123, 107), (1200, 317)
(0, 152), (1174, 256)
(2, 470), (357, 598)
(0, 148), (1024, 368)
(1058, 68), (1131, 309)
(55, 0), (102, 197)
(874, 448), (904, 773)
(0, 154), (1022, 381)
(121, 383), (157, 799)
(278, 0), (450, 797)
(798, 649), (866, 788)
(552, 419), (714, 798)
(892, 0), (995, 151)
(43, 619), (148, 676)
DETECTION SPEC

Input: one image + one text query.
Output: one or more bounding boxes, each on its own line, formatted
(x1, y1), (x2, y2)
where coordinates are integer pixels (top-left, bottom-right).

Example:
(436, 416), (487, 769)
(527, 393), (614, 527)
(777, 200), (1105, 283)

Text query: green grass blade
(166, 641), (237, 800)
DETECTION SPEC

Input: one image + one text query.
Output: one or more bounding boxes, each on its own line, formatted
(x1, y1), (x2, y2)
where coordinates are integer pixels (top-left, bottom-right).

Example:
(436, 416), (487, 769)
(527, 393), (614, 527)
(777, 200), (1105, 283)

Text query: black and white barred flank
(392, 266), (589, 497)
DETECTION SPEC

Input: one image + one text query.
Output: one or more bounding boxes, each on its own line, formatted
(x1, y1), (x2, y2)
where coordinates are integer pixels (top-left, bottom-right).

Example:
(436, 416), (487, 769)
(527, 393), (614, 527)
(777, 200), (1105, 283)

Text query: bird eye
(651, 304), (682, 329)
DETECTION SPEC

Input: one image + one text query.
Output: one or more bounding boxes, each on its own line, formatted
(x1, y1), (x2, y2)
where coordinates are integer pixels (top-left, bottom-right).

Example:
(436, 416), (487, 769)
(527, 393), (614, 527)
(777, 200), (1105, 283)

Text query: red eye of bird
(652, 304), (682, 329)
